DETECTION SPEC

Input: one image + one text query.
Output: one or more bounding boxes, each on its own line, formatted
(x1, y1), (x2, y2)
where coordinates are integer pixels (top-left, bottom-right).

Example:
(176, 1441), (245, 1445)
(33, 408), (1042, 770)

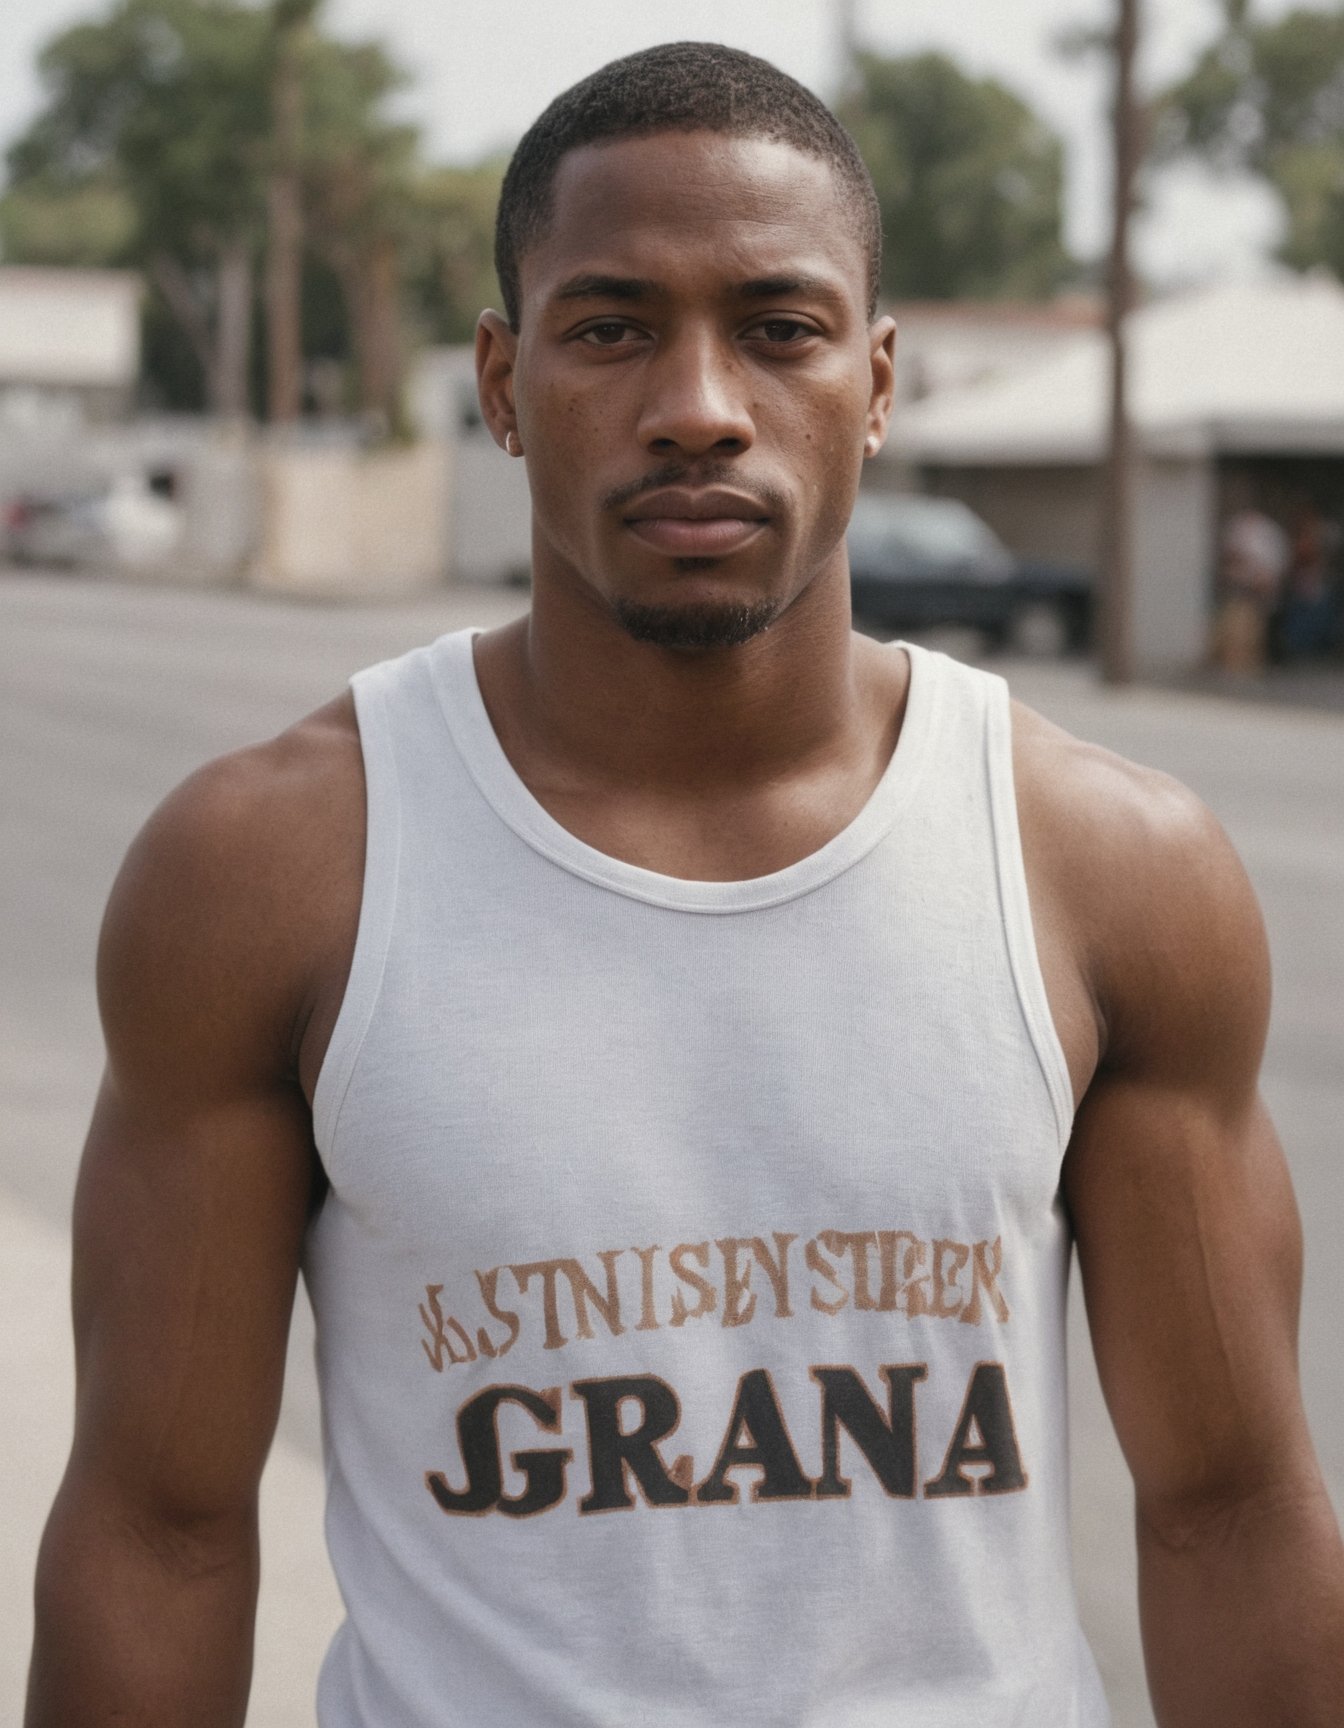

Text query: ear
(863, 314), (897, 458)
(476, 309), (522, 455)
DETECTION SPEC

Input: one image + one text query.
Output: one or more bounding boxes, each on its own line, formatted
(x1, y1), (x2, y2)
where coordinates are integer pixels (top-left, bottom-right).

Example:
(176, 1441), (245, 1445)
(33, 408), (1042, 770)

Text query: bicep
(1063, 787), (1314, 1523)
(60, 757), (321, 1528)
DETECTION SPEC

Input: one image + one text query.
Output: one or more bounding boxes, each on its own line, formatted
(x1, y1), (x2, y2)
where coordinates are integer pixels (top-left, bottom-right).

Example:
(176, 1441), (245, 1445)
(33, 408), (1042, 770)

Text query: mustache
(601, 460), (788, 516)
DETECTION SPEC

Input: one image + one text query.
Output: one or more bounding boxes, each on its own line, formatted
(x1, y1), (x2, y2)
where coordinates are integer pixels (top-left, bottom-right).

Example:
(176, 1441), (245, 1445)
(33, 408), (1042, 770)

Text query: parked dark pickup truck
(847, 493), (1093, 656)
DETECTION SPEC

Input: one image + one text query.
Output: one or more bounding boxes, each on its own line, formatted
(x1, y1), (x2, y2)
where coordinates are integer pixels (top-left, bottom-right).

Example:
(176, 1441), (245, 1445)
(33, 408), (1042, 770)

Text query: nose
(635, 325), (755, 459)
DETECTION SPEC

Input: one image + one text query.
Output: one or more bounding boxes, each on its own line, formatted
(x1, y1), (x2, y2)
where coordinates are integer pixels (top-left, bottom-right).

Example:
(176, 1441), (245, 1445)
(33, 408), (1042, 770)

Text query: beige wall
(251, 439), (452, 600)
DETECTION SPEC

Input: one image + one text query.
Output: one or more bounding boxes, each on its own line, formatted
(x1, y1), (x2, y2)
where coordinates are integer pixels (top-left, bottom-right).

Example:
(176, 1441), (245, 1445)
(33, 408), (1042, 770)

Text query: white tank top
(304, 628), (1110, 1727)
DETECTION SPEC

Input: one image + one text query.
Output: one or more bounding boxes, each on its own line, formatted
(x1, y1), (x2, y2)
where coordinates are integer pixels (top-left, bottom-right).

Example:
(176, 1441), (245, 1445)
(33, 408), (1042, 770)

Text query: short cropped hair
(494, 42), (882, 330)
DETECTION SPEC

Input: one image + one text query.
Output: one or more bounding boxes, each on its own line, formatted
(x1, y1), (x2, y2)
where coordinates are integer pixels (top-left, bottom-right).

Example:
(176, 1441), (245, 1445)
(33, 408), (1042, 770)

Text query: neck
(475, 552), (872, 798)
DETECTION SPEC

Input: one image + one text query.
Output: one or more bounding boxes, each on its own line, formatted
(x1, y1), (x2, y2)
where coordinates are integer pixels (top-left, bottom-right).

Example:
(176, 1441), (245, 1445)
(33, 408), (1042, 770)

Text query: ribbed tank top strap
(311, 654), (406, 1165)
(899, 650), (1074, 1155)
(979, 667), (1076, 1151)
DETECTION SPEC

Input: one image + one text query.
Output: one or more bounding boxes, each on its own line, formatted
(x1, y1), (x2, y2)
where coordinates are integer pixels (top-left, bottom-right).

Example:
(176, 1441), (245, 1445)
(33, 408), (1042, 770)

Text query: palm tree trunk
(266, 25), (304, 423)
(214, 239), (254, 418)
(339, 235), (403, 429)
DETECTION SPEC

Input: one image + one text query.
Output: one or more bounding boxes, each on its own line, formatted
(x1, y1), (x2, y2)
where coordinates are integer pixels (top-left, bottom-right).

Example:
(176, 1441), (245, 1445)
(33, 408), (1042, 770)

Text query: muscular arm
(26, 704), (361, 1726)
(1038, 738), (1344, 1724)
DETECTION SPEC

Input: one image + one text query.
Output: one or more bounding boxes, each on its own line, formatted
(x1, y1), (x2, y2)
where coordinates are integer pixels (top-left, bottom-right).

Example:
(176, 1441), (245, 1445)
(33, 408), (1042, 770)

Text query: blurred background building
(0, 0), (1339, 673)
(894, 273), (1344, 673)
(0, 265), (140, 423)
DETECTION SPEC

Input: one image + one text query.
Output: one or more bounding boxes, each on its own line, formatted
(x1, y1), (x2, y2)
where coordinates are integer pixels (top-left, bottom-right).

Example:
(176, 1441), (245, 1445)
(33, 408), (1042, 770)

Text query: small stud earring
(864, 435), (879, 456)
(505, 431), (522, 457)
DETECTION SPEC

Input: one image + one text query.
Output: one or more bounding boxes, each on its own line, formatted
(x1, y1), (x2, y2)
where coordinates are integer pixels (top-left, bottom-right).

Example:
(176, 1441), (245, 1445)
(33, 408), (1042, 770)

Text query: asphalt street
(3, 569), (1342, 1726)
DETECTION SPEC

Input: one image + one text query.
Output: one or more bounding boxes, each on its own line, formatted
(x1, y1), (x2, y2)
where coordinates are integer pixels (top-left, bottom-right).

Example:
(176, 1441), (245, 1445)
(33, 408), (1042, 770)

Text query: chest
(318, 853), (1066, 1272)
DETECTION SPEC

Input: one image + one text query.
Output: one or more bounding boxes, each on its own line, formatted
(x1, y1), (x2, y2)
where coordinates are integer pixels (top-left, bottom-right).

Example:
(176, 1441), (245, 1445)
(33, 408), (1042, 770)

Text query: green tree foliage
(6, 0), (274, 412)
(840, 52), (1074, 301)
(3, 0), (476, 419)
(0, 174), (136, 267)
(296, 30), (420, 424)
(8, 0), (272, 252)
(1156, 3), (1344, 278)
(403, 160), (505, 346)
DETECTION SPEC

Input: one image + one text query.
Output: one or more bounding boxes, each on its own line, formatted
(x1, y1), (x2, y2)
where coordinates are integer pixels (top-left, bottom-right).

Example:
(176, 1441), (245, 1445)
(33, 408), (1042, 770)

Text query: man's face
(482, 130), (894, 649)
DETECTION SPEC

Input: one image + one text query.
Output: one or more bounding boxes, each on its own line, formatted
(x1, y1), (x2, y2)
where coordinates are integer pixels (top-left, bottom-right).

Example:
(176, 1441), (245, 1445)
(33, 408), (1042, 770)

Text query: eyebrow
(553, 274), (657, 303)
(550, 271), (848, 306)
(737, 274), (847, 304)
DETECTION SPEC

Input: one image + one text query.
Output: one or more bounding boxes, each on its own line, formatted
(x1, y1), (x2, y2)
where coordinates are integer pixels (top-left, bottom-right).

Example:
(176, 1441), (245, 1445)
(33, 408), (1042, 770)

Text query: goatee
(611, 597), (780, 652)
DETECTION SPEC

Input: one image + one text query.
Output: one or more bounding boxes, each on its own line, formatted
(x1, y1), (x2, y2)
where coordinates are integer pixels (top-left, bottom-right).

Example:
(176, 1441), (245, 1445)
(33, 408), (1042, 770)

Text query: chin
(610, 594), (782, 651)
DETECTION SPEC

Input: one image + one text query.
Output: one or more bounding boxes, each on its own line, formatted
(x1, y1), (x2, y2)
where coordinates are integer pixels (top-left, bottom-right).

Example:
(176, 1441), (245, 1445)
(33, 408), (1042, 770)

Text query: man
(27, 42), (1344, 1727)
(1213, 493), (1289, 673)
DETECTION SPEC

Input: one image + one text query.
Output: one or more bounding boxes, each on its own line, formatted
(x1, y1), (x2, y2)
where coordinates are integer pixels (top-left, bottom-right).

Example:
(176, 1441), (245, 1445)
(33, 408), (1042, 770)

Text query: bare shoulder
(1009, 695), (1232, 904)
(1009, 695), (1269, 1087)
(99, 692), (365, 1099)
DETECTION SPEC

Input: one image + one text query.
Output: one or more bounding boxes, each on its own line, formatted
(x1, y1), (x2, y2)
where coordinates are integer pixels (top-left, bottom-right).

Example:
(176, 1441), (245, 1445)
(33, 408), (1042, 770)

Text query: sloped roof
(0, 267), (141, 390)
(898, 273), (1344, 466)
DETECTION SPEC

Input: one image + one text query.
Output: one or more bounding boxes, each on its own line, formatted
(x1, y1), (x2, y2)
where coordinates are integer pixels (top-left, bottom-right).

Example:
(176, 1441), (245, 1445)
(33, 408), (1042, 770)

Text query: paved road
(3, 570), (1341, 1725)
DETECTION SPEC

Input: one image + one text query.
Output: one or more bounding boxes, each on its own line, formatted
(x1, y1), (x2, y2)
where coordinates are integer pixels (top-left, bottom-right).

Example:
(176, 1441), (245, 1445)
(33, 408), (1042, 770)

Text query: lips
(622, 487), (770, 557)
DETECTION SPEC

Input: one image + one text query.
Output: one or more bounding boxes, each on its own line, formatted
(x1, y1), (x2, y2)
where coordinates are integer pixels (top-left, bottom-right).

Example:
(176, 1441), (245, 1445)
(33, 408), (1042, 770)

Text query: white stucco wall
(408, 345), (532, 583)
(1131, 456), (1216, 675)
(449, 438), (531, 584)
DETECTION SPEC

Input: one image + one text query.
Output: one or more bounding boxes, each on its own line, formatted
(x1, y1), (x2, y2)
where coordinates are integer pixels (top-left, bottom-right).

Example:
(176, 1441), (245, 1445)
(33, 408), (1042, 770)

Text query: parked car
(847, 493), (1093, 655)
(2, 472), (182, 572)
(2, 491), (109, 569)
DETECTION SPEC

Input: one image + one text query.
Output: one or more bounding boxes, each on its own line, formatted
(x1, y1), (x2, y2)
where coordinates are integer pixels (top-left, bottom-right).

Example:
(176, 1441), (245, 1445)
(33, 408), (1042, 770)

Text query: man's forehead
(526, 131), (866, 307)
(548, 131), (841, 231)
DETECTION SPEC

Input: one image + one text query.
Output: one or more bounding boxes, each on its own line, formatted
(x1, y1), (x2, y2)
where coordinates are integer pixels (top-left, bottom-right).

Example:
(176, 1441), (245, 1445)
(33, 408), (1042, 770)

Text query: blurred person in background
(1278, 492), (1341, 662)
(26, 41), (1344, 1728)
(1212, 490), (1289, 674)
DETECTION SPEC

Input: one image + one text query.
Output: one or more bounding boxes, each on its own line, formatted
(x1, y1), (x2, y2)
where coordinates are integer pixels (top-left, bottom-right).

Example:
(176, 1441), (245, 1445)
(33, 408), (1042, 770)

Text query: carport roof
(898, 272), (1344, 467)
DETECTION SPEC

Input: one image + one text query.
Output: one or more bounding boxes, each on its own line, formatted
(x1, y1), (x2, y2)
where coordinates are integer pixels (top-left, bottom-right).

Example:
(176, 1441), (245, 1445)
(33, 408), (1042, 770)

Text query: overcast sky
(2, 0), (1334, 285)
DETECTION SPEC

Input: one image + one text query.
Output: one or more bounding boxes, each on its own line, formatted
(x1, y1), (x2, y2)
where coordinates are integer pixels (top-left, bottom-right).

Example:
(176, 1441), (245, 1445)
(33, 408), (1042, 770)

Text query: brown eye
(582, 321), (636, 345)
(756, 319), (810, 343)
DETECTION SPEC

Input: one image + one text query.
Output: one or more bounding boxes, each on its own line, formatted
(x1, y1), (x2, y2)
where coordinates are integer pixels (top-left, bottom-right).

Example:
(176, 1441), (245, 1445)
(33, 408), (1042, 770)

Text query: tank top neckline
(426, 628), (939, 915)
